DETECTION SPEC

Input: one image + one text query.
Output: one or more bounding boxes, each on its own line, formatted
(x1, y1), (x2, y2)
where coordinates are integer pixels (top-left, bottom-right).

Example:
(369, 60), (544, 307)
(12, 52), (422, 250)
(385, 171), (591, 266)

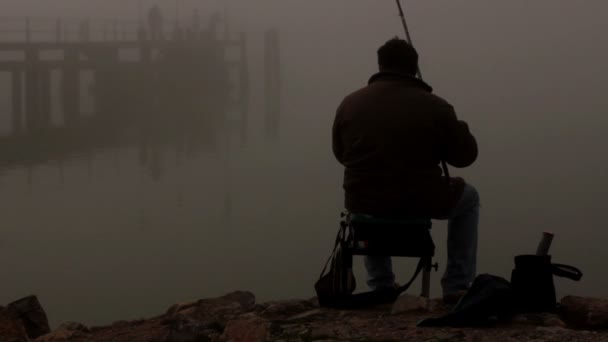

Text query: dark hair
(377, 38), (419, 75)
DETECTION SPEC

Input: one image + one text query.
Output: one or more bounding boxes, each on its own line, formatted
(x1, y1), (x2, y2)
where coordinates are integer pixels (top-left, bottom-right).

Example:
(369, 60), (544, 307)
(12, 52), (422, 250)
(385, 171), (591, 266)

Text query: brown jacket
(332, 71), (478, 218)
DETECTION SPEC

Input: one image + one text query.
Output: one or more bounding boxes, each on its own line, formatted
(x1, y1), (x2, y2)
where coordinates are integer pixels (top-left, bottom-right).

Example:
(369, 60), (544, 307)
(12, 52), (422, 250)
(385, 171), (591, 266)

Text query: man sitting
(332, 38), (480, 304)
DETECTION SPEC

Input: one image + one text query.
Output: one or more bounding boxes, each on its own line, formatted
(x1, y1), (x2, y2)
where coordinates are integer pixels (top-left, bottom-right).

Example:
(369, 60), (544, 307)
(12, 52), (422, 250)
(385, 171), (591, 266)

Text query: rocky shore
(2, 292), (608, 342)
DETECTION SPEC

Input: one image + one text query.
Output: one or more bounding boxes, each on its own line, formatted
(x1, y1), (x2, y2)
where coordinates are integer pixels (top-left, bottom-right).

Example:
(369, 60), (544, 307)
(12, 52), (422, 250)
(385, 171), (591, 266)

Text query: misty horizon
(0, 0), (606, 328)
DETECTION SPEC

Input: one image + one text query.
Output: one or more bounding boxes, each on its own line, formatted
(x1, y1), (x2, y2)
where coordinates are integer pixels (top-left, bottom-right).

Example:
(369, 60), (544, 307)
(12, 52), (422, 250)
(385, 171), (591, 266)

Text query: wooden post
(139, 34), (152, 134)
(39, 68), (52, 129)
(25, 48), (40, 132)
(113, 20), (118, 41)
(11, 71), (23, 134)
(62, 48), (80, 127)
(93, 48), (119, 118)
(80, 20), (91, 42)
(137, 27), (148, 41)
(264, 29), (281, 141)
(238, 32), (249, 144)
(103, 21), (108, 41)
(25, 18), (31, 42)
(56, 19), (62, 42)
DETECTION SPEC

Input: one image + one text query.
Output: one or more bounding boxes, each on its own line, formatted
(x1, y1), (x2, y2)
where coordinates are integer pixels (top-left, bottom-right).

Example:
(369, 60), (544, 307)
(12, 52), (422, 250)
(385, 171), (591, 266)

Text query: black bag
(418, 274), (516, 327)
(315, 218), (427, 309)
(510, 254), (583, 313)
(314, 223), (357, 307)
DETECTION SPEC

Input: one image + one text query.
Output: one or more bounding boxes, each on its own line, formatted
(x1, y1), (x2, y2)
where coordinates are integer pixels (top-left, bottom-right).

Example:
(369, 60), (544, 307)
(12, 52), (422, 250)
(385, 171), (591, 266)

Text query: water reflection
(0, 16), (262, 326)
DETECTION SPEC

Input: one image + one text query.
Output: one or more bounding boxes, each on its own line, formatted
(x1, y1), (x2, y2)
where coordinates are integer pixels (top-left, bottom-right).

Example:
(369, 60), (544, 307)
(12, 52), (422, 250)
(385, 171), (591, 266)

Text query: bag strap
(441, 160), (451, 185)
(327, 257), (427, 309)
(319, 215), (427, 292)
(395, 257), (426, 295)
(552, 263), (583, 281)
(318, 218), (348, 279)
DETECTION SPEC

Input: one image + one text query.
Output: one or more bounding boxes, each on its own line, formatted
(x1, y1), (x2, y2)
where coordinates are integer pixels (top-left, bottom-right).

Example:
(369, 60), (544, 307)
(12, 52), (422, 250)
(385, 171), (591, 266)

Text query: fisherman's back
(333, 72), (477, 218)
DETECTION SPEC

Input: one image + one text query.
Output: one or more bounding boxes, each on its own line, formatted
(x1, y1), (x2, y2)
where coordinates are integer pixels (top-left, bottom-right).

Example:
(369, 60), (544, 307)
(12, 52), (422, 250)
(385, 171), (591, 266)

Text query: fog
(0, 0), (606, 327)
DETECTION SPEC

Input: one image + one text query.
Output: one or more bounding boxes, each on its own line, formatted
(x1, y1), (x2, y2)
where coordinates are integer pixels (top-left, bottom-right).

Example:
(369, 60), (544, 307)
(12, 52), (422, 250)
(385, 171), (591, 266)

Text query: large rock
(259, 300), (318, 318)
(163, 316), (219, 342)
(0, 307), (30, 342)
(560, 296), (608, 329)
(7, 295), (51, 339)
(34, 322), (91, 342)
(220, 314), (274, 342)
(166, 291), (255, 325)
(512, 313), (566, 328)
(85, 318), (169, 342)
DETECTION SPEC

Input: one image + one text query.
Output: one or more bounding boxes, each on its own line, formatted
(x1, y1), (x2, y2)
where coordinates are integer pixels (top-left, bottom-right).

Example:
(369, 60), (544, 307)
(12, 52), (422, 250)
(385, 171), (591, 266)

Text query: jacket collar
(368, 71), (434, 93)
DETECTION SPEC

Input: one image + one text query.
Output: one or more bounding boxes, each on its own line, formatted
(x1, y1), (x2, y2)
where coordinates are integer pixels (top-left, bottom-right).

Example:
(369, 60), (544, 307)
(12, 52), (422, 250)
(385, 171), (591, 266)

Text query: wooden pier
(0, 16), (281, 168)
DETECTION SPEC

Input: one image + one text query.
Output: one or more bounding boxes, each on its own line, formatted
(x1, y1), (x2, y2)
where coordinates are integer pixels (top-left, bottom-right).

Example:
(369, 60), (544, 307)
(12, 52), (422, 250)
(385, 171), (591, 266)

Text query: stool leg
(421, 268), (431, 298)
(421, 258), (432, 310)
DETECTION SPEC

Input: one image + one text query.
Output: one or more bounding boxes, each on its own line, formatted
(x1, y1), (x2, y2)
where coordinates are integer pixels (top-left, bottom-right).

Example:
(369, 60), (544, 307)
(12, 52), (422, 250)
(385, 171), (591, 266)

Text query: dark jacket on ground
(332, 71), (478, 218)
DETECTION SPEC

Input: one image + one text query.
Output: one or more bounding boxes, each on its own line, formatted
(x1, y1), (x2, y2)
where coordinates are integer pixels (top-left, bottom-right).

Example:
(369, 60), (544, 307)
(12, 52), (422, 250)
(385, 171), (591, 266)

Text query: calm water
(0, 105), (607, 328)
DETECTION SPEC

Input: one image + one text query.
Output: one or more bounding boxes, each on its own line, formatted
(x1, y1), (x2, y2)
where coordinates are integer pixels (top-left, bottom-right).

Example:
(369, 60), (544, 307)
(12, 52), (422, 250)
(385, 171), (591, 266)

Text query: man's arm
(441, 105), (478, 168)
(332, 101), (346, 164)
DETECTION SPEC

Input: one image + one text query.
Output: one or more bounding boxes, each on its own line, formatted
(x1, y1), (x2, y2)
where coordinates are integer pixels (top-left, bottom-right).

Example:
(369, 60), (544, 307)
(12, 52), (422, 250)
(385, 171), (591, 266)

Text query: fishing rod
(395, 0), (450, 180)
(397, 2), (559, 256)
(395, 0), (422, 79)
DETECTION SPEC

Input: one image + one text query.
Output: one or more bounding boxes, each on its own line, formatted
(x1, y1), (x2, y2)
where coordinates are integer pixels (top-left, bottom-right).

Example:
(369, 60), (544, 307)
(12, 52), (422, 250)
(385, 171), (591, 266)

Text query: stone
(535, 326), (570, 334)
(220, 314), (273, 342)
(310, 326), (336, 340)
(221, 292), (257, 310)
(434, 332), (464, 341)
(166, 291), (255, 316)
(0, 307), (29, 342)
(164, 316), (216, 342)
(286, 309), (323, 321)
(34, 330), (90, 342)
(56, 322), (89, 333)
(560, 296), (608, 329)
(261, 300), (316, 318)
(82, 318), (170, 342)
(34, 321), (93, 342)
(7, 295), (51, 339)
(166, 291), (256, 329)
(512, 313), (566, 327)
(391, 294), (429, 315)
(278, 323), (310, 337)
(542, 315), (566, 328)
(466, 332), (485, 342)
(167, 302), (194, 316)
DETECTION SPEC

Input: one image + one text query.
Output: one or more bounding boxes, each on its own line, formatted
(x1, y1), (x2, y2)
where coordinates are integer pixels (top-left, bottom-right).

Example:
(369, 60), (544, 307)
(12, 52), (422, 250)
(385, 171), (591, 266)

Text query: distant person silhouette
(148, 5), (164, 40)
(208, 12), (221, 34)
(78, 20), (90, 41)
(332, 38), (480, 305)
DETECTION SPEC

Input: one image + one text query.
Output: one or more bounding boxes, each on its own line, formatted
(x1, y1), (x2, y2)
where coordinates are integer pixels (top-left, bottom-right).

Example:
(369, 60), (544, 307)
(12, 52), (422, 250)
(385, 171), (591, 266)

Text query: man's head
(377, 38), (419, 76)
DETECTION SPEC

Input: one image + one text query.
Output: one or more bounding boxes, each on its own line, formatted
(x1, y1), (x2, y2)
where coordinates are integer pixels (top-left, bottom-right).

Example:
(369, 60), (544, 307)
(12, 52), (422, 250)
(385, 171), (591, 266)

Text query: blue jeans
(364, 183), (480, 296)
